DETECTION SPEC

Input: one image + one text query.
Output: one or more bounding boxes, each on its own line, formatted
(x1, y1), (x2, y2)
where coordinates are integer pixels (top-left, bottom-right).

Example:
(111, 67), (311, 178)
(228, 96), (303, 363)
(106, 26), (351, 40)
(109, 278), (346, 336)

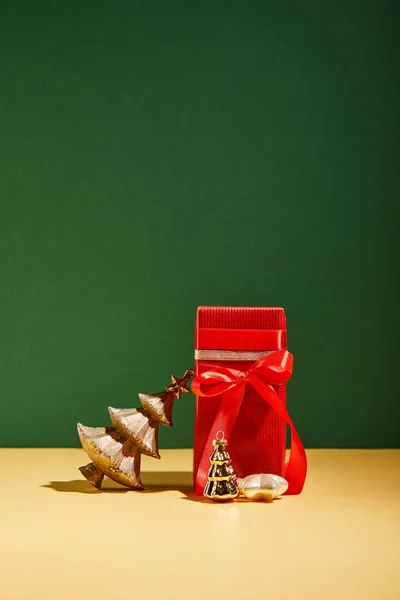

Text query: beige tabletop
(0, 449), (399, 600)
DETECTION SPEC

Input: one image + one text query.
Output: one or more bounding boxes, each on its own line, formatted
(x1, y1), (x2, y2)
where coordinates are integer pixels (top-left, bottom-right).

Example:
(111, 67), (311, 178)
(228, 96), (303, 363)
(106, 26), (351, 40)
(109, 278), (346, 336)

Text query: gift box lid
(196, 306), (286, 329)
(195, 306), (287, 352)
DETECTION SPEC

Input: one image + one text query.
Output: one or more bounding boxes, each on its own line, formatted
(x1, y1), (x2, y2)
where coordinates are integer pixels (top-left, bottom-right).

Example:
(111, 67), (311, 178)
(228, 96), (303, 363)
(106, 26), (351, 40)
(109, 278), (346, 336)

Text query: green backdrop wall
(1, 1), (398, 449)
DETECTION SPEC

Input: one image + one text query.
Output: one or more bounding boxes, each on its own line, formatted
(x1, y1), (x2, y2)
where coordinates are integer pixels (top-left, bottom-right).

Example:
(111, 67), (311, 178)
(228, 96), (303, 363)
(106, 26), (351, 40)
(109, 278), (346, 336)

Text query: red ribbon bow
(192, 350), (307, 496)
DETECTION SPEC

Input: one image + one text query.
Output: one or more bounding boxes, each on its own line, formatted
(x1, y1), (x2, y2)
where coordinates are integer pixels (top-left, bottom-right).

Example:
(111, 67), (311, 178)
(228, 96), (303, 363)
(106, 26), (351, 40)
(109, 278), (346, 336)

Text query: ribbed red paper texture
(194, 306), (287, 481)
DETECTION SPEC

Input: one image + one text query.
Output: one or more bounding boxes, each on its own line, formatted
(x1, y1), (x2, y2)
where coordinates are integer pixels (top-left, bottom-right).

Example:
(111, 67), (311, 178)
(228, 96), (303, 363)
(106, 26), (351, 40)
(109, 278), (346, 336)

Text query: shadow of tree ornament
(77, 369), (194, 490)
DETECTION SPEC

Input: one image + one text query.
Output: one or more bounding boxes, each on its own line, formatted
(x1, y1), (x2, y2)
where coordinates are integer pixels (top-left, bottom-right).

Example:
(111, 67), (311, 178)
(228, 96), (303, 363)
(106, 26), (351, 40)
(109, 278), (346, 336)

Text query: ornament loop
(216, 430), (224, 441)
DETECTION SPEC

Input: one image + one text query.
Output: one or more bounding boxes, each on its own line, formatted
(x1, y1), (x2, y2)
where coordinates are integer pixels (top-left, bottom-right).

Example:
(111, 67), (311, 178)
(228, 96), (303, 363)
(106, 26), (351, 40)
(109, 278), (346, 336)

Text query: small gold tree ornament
(203, 431), (239, 501)
(77, 369), (194, 490)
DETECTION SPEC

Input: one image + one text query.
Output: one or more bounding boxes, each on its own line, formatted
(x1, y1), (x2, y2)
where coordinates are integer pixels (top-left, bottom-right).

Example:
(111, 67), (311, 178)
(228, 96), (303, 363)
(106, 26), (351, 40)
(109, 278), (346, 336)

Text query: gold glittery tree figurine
(204, 433), (239, 501)
(77, 369), (194, 490)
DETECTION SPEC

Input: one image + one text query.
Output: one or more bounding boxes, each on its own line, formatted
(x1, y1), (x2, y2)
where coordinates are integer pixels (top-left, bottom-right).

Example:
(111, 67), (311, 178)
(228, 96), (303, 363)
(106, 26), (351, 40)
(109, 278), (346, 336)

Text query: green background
(1, 1), (398, 449)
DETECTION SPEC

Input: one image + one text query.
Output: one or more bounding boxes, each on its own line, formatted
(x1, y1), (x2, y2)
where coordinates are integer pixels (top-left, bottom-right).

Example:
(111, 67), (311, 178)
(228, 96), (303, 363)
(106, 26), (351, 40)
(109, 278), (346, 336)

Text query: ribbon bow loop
(191, 366), (244, 397)
(248, 350), (294, 387)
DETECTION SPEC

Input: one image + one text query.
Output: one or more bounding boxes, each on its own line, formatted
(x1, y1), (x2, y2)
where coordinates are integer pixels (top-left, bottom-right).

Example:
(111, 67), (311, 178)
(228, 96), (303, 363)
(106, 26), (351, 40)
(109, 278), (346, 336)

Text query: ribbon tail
(195, 382), (246, 496)
(250, 376), (307, 495)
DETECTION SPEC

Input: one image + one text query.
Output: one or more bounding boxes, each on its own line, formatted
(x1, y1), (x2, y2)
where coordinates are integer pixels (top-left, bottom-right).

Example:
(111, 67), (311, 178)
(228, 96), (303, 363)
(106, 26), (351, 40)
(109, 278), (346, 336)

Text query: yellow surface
(0, 449), (399, 600)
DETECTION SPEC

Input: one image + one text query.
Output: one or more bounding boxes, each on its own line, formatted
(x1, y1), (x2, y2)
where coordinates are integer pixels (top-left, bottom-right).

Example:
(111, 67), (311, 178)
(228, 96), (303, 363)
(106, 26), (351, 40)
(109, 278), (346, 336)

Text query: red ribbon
(192, 350), (307, 496)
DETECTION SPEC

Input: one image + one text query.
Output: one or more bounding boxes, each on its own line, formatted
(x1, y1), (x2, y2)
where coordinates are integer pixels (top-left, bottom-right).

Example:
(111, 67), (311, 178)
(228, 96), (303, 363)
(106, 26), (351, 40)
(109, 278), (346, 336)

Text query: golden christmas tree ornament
(77, 424), (143, 489)
(77, 370), (194, 490)
(139, 368), (194, 427)
(108, 406), (160, 458)
(236, 474), (288, 501)
(204, 432), (238, 501)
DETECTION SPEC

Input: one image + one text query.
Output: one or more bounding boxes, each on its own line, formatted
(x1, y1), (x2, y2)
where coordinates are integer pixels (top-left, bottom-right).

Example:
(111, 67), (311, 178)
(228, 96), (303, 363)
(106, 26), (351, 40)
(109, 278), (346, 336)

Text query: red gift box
(193, 306), (307, 496)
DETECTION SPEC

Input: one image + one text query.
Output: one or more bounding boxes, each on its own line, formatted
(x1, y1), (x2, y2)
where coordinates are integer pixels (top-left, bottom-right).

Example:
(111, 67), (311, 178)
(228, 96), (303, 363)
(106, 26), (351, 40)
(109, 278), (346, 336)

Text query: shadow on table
(141, 470), (193, 492)
(42, 473), (278, 504)
(43, 471), (196, 498)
